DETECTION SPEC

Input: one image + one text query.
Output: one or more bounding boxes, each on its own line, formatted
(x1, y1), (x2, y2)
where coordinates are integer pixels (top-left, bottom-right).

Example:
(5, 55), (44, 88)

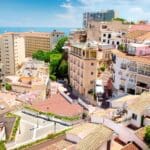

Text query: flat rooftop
(112, 49), (150, 64)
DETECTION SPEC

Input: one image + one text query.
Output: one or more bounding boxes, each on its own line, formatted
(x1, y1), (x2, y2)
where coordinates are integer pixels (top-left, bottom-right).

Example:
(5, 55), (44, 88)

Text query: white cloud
(79, 0), (104, 6)
(51, 0), (150, 27)
(60, 2), (73, 9)
(53, 1), (81, 27)
(129, 7), (150, 21)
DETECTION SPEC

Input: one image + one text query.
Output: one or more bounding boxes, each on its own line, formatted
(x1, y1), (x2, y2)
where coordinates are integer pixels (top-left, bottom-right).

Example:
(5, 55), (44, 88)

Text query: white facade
(112, 53), (150, 95)
(100, 30), (124, 48)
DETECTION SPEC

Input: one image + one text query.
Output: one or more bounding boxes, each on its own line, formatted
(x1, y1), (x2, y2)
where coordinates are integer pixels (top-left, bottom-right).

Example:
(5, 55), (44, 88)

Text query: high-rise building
(83, 10), (117, 28)
(0, 32), (25, 76)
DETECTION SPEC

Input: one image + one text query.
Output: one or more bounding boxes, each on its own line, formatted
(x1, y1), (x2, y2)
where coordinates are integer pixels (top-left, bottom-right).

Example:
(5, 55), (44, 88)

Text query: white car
(0, 105), (5, 110)
(95, 80), (104, 94)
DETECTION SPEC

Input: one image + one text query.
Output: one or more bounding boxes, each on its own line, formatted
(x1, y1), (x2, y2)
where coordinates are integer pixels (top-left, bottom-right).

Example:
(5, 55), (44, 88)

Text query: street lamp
(47, 107), (50, 121)
(19, 123), (21, 134)
(54, 121), (56, 133)
(37, 112), (39, 128)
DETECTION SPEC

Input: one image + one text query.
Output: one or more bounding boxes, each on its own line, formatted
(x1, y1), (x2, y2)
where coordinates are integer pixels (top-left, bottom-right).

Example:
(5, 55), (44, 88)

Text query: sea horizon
(0, 26), (78, 35)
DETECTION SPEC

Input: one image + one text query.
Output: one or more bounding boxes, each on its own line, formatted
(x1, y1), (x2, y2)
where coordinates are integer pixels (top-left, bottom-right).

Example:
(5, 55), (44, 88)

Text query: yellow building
(23, 31), (64, 57)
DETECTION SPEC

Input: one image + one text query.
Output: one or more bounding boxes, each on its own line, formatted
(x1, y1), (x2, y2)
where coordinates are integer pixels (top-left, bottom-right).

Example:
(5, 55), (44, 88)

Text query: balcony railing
(129, 67), (137, 72)
(121, 64), (127, 70)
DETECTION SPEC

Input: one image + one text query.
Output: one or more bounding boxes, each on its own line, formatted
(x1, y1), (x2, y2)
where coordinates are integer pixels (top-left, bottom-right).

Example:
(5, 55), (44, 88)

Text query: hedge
(0, 141), (6, 150)
(6, 113), (21, 141)
(24, 106), (80, 121)
(13, 128), (71, 150)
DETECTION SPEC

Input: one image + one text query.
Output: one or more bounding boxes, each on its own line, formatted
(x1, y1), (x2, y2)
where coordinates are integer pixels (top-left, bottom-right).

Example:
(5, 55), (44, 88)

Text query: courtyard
(6, 110), (69, 150)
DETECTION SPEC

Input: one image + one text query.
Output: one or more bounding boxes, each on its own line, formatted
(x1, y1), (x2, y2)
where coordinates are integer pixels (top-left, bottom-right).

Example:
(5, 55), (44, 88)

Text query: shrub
(5, 83), (12, 91)
(0, 141), (6, 150)
(50, 74), (57, 81)
(24, 106), (80, 121)
(6, 113), (21, 141)
(14, 128), (71, 150)
(100, 64), (107, 72)
(144, 126), (150, 146)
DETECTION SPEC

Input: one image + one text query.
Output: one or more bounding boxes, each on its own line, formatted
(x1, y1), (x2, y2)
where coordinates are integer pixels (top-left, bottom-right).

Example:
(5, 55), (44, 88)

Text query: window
(91, 72), (94, 75)
(90, 81), (93, 84)
(103, 34), (106, 37)
(91, 62), (94, 66)
(108, 34), (111, 38)
(103, 39), (106, 43)
(132, 113), (137, 120)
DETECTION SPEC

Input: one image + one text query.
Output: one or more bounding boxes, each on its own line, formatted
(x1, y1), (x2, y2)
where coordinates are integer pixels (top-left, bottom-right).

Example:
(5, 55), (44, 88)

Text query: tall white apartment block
(0, 33), (25, 76)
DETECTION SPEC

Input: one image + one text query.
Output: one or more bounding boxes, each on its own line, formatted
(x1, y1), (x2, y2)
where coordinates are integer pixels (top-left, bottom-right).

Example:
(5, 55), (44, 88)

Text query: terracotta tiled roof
(121, 143), (139, 150)
(129, 24), (150, 32)
(31, 93), (83, 117)
(137, 32), (150, 41)
(124, 31), (149, 40)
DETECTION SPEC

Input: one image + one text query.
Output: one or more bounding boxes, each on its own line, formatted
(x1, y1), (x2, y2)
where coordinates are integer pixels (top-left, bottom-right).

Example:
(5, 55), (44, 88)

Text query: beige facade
(0, 32), (25, 76)
(68, 42), (112, 99)
(87, 20), (129, 42)
(23, 31), (64, 57)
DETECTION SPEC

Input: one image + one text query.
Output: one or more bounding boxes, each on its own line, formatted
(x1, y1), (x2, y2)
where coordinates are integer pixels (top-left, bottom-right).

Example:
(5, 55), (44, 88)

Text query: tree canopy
(53, 37), (68, 53)
(32, 37), (68, 80)
(144, 126), (150, 146)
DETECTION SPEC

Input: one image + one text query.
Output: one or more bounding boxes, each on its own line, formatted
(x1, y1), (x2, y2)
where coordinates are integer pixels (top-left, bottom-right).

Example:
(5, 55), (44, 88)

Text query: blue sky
(0, 0), (149, 27)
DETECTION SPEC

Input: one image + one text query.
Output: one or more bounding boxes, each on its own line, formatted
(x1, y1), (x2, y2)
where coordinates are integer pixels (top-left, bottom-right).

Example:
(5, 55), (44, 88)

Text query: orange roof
(124, 31), (148, 40)
(19, 77), (33, 84)
(121, 143), (139, 150)
(112, 49), (150, 64)
(137, 32), (150, 41)
(129, 24), (150, 32)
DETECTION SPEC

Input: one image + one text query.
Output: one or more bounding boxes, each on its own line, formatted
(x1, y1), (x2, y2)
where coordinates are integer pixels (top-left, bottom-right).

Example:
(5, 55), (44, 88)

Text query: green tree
(32, 50), (50, 62)
(144, 126), (150, 146)
(5, 83), (12, 91)
(54, 37), (68, 53)
(113, 17), (126, 23)
(57, 60), (68, 78)
(0, 141), (6, 150)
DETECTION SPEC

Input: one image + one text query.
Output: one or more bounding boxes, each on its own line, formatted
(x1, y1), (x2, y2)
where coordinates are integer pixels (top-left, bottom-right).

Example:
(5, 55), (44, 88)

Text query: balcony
(138, 69), (145, 75)
(129, 67), (137, 72)
(120, 64), (127, 70)
(136, 81), (149, 89)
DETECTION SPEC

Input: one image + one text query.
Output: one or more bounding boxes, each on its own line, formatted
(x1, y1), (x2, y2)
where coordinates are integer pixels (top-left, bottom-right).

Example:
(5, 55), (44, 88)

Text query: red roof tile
(129, 24), (150, 32)
(31, 93), (83, 117)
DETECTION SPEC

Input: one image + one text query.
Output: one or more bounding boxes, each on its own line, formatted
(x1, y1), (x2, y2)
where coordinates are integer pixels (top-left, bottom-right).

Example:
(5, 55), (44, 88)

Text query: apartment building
(23, 31), (64, 57)
(112, 45), (150, 95)
(87, 20), (129, 47)
(83, 10), (117, 28)
(68, 41), (113, 103)
(0, 32), (25, 76)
